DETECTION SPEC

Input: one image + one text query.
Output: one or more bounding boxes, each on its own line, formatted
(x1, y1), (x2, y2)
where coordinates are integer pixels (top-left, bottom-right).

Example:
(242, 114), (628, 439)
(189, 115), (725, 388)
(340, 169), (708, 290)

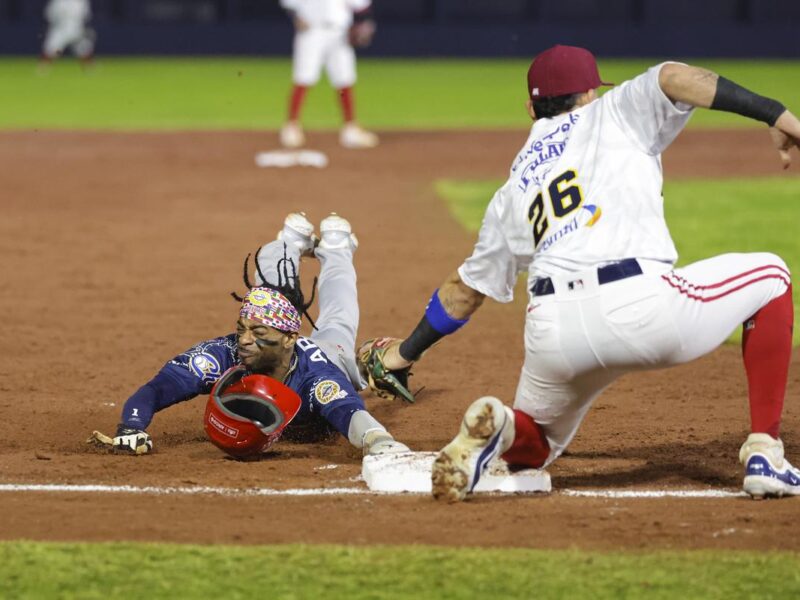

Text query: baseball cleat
(339, 123), (378, 149)
(319, 213), (359, 251)
(280, 121), (305, 149)
(432, 396), (512, 503)
(277, 212), (318, 257)
(740, 433), (800, 499)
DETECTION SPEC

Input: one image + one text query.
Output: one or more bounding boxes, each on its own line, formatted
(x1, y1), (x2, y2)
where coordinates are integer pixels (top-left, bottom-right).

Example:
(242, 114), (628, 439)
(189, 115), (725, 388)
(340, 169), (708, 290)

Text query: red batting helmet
(204, 365), (302, 459)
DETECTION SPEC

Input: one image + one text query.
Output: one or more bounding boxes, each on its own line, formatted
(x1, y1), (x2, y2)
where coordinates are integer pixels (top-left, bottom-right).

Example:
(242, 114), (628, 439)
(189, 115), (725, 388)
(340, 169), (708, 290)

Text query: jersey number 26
(527, 169), (584, 247)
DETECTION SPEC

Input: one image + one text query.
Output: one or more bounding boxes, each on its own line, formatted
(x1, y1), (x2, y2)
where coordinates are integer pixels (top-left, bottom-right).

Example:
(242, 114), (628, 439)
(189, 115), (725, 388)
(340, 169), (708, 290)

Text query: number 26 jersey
(459, 63), (694, 303)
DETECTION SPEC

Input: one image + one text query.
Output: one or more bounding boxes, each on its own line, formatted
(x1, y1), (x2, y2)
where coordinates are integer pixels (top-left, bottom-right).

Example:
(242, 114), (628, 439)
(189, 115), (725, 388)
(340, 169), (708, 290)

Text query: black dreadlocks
(231, 244), (318, 330)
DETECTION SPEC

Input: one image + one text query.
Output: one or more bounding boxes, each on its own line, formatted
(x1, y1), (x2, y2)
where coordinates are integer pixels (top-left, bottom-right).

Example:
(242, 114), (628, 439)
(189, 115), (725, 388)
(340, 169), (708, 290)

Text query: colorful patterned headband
(240, 287), (301, 333)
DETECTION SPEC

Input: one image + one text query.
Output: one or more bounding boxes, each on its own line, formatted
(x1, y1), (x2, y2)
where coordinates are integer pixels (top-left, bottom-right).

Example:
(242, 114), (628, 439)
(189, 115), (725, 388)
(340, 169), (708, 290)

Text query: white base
(255, 150), (328, 169)
(362, 452), (551, 494)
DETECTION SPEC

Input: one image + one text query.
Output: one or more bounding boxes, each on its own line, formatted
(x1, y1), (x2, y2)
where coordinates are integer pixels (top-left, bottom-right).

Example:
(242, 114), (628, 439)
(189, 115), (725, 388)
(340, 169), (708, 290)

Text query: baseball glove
(357, 337), (415, 403)
(348, 19), (376, 48)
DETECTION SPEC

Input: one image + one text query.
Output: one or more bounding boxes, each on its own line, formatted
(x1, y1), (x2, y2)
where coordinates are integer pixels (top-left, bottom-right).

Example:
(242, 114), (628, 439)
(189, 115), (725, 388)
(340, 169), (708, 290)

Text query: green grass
(437, 179), (502, 231)
(1, 542), (799, 599)
(436, 177), (800, 345)
(2, 57), (799, 130)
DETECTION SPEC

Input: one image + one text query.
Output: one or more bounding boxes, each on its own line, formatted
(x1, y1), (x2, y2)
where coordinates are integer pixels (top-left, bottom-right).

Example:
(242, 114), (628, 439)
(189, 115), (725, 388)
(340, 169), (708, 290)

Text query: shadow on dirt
(553, 434), (745, 488)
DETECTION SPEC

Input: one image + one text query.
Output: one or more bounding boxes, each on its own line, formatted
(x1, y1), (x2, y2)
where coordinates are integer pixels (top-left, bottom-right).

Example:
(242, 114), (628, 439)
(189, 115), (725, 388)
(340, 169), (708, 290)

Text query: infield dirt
(0, 129), (798, 550)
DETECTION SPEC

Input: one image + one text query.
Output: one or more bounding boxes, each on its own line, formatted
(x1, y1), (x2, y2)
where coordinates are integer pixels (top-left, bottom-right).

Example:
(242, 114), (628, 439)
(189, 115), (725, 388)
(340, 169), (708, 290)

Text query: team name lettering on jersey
(296, 338), (327, 363)
(514, 113), (580, 191)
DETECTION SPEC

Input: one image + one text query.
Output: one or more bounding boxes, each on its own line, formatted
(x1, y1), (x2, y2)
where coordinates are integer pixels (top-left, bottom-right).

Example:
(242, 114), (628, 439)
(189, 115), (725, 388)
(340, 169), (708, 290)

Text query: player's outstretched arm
(657, 63), (718, 108)
(349, 411), (410, 456)
(380, 269), (486, 371)
(87, 357), (210, 455)
(357, 271), (485, 399)
(658, 63), (800, 168)
(87, 376), (171, 455)
(437, 268), (487, 320)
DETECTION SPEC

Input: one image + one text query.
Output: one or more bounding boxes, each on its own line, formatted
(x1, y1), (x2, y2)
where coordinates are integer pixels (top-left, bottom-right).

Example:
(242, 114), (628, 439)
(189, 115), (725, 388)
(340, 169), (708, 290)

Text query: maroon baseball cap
(527, 45), (612, 99)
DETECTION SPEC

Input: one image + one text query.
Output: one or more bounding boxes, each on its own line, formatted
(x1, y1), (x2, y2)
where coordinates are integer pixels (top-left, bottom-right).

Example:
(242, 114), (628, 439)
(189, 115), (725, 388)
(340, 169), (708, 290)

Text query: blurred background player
(40, 0), (95, 66)
(279, 0), (378, 149)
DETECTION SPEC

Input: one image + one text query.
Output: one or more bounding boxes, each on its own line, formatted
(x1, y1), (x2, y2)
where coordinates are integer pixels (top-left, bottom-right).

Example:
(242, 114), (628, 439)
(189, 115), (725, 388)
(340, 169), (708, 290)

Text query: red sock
(501, 410), (550, 468)
(288, 85), (308, 121)
(338, 87), (355, 123)
(742, 284), (793, 438)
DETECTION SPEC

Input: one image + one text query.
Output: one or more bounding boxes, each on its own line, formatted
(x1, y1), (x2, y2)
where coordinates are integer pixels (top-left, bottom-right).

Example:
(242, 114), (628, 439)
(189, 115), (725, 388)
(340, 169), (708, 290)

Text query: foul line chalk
(0, 484), (367, 497)
(0, 483), (745, 499)
(561, 489), (746, 499)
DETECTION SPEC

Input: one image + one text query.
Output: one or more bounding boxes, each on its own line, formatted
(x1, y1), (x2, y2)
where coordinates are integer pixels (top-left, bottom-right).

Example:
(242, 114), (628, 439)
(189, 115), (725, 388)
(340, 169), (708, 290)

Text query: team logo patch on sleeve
(188, 353), (222, 383)
(313, 380), (348, 405)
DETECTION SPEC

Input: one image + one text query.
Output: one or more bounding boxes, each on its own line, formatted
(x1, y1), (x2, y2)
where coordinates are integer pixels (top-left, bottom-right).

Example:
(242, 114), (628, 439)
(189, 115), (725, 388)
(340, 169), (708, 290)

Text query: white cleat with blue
(740, 433), (800, 499)
(431, 396), (514, 503)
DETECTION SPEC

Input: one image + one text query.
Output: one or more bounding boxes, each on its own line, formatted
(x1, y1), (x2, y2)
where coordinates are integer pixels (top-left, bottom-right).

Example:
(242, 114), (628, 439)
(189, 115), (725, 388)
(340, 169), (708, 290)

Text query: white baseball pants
(43, 22), (93, 58)
(291, 27), (357, 88)
(516, 253), (792, 464)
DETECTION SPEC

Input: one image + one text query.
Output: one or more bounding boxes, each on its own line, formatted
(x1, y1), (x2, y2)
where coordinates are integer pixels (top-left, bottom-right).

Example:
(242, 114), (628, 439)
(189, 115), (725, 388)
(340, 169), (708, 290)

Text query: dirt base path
(0, 129), (797, 550)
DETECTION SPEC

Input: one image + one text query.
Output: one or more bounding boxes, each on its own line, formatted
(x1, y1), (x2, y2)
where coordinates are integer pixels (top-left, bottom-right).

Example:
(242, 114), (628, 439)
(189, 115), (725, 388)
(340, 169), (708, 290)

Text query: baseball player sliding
(90, 213), (409, 458)
(40, 0), (95, 65)
(279, 0), (378, 149)
(362, 45), (800, 501)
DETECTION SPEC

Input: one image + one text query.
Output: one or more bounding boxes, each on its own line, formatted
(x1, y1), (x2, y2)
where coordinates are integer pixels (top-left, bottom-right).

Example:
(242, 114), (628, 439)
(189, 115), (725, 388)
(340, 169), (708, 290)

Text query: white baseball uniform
(459, 63), (792, 464)
(43, 0), (94, 59)
(280, 0), (370, 88)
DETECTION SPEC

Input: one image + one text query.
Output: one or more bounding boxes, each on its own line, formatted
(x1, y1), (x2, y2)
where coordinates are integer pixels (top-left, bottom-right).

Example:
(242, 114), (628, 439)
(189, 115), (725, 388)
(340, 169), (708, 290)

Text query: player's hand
(357, 337), (416, 403)
(112, 426), (153, 455)
(378, 338), (413, 371)
(770, 110), (800, 169)
(363, 431), (410, 456)
(348, 19), (376, 48)
(293, 17), (310, 32)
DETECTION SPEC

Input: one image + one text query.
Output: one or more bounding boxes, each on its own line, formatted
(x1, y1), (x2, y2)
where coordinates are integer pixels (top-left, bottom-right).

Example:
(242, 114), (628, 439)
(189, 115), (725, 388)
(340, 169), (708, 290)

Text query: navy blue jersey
(120, 334), (366, 441)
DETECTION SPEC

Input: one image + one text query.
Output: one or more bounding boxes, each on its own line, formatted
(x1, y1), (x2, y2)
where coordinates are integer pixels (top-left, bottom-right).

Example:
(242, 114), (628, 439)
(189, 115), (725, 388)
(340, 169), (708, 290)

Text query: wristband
(425, 289), (469, 334)
(399, 290), (469, 361)
(711, 77), (785, 126)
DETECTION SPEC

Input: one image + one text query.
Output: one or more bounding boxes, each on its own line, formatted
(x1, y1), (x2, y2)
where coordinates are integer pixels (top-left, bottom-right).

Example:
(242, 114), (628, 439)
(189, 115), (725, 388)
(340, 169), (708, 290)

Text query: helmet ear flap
(204, 366), (302, 459)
